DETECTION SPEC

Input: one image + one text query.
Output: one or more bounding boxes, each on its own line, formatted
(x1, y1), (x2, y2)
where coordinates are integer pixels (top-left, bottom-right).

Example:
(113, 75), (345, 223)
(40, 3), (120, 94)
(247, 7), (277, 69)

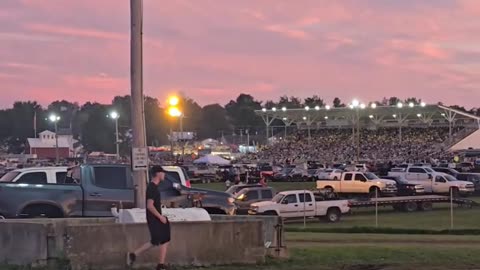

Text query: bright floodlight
(371, 103), (377, 109)
(168, 107), (182, 117)
(272, 107), (277, 112)
(441, 113), (446, 117)
(304, 106), (310, 111)
(282, 107), (287, 112)
(349, 104), (354, 109)
(324, 116), (328, 120)
(168, 96), (179, 106)
(393, 114), (397, 118)
(417, 113), (422, 117)
(49, 114), (60, 122)
(282, 117), (287, 121)
(369, 115), (374, 119)
(302, 116), (307, 120)
(109, 111), (119, 119)
(262, 108), (267, 112)
(325, 105), (331, 110)
(315, 105), (320, 110)
(409, 102), (415, 108)
(352, 99), (360, 108)
(420, 102), (426, 107)
(360, 103), (366, 109)
(397, 102), (403, 108)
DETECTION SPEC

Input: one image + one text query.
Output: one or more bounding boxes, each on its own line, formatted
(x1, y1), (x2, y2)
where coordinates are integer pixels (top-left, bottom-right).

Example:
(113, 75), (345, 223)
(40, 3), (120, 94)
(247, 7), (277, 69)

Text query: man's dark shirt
(146, 181), (162, 224)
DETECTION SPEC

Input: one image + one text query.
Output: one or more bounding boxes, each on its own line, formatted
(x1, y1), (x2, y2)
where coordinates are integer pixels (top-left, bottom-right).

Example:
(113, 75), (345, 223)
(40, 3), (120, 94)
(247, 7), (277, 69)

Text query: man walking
(127, 166), (171, 270)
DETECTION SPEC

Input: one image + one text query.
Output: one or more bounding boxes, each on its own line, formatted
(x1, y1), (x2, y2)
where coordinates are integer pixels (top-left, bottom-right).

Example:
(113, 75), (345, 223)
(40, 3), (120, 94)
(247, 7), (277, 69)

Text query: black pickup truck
(0, 164), (236, 219)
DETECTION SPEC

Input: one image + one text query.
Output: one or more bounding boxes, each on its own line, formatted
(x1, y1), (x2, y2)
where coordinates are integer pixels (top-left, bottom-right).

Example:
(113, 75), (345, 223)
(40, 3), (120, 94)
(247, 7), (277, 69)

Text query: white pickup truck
(248, 190), (350, 222)
(388, 166), (475, 196)
(316, 172), (397, 197)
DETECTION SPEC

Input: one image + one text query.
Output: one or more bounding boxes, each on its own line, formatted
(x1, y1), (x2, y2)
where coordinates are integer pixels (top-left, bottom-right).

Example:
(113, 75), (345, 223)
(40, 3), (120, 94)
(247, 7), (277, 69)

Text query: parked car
(249, 190), (350, 222)
(381, 176), (425, 196)
(288, 168), (309, 181)
(0, 164), (236, 219)
(272, 168), (293, 182)
(307, 169), (324, 181)
(225, 184), (263, 195)
(317, 172), (397, 197)
(317, 169), (343, 180)
(433, 167), (480, 192)
(388, 166), (474, 196)
(234, 186), (276, 214)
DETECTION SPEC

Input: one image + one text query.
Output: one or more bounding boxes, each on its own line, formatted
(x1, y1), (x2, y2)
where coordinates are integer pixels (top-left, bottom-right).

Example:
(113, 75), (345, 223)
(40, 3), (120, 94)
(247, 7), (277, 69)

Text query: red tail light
(185, 180), (191, 188)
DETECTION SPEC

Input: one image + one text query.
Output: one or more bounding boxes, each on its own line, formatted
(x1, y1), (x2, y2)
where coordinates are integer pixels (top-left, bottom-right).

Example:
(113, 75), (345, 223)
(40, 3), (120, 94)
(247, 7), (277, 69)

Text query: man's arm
(147, 199), (166, 223)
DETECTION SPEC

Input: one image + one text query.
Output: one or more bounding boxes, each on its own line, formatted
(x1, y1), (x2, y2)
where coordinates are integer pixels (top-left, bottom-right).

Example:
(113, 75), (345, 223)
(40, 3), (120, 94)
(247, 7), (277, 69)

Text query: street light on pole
(167, 96), (184, 160)
(108, 111), (120, 160)
(49, 114), (61, 164)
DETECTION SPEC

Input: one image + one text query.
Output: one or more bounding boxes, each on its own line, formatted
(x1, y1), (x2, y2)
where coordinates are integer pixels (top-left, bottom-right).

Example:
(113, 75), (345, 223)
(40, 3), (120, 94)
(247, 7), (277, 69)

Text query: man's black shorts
(148, 219), (171, 246)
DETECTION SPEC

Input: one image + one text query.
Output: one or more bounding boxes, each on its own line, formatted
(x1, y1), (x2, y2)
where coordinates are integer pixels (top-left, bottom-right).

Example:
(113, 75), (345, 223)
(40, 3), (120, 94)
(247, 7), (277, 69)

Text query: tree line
(0, 94), (478, 154)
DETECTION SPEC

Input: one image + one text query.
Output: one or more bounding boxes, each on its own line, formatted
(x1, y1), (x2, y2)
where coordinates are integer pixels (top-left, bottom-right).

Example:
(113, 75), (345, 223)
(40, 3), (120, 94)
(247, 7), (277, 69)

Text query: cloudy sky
(1, 0), (480, 108)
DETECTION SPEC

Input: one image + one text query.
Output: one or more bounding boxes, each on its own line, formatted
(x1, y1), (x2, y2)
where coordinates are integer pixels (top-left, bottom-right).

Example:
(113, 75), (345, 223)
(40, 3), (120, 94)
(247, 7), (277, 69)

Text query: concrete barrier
(0, 223), (48, 265)
(0, 218), (267, 269)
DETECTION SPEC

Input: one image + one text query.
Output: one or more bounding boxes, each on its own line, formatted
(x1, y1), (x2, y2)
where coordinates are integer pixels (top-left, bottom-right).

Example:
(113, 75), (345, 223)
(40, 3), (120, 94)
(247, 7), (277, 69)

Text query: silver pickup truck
(0, 164), (236, 219)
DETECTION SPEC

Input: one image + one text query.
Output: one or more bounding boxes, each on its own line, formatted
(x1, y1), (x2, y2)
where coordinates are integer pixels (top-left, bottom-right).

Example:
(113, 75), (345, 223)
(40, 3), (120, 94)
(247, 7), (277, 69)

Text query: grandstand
(251, 103), (480, 164)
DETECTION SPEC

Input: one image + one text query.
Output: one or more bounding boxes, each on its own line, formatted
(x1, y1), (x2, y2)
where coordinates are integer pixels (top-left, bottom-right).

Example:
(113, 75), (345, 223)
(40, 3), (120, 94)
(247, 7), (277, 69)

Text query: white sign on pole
(132, 147), (149, 171)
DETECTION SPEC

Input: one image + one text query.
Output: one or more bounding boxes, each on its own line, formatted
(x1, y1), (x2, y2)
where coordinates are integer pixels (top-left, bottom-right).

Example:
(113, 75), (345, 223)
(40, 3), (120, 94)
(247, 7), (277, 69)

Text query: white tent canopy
(450, 130), (480, 151)
(193, 154), (230, 165)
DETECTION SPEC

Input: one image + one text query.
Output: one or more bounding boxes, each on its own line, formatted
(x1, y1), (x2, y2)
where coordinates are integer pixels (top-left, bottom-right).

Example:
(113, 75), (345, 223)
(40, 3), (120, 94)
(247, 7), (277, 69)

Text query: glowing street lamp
(371, 103), (377, 109)
(168, 107), (182, 117)
(168, 96), (179, 106)
(360, 103), (366, 109)
(304, 106), (310, 111)
(397, 102), (404, 108)
(420, 102), (427, 107)
(262, 108), (267, 112)
(409, 102), (415, 108)
(272, 107), (277, 112)
(108, 111), (120, 159)
(315, 105), (320, 111)
(325, 105), (331, 110)
(351, 99), (360, 108)
(49, 114), (61, 164)
(281, 107), (287, 112)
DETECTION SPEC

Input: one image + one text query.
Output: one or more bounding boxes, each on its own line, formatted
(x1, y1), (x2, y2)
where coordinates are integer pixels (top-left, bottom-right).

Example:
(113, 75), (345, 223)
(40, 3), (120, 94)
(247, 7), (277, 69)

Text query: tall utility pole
(130, 0), (147, 208)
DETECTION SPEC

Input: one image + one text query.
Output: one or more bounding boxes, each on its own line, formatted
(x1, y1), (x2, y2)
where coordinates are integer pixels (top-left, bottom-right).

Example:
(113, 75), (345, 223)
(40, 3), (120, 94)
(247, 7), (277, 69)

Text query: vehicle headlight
(227, 197), (235, 204)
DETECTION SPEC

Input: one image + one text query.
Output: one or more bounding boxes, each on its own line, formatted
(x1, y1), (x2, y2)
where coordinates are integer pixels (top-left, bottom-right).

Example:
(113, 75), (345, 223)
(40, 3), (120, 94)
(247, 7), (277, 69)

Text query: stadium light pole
(49, 114), (61, 164)
(108, 111), (120, 159)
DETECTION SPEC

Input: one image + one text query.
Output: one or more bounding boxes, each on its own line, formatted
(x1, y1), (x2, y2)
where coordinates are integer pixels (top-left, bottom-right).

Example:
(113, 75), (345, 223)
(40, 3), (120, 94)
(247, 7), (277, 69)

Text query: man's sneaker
(156, 264), (167, 270)
(126, 252), (136, 267)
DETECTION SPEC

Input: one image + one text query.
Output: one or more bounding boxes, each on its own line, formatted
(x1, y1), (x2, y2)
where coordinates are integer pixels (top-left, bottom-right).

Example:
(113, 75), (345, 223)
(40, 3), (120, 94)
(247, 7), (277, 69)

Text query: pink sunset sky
(1, 0), (480, 108)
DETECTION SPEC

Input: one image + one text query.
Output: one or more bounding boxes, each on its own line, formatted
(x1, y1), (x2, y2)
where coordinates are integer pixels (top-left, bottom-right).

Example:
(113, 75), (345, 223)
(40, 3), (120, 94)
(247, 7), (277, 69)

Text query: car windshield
(445, 175), (458, 182)
(325, 169), (333, 173)
(365, 172), (379, 180)
(0, 171), (20, 182)
(424, 167), (434, 173)
(272, 194), (285, 203)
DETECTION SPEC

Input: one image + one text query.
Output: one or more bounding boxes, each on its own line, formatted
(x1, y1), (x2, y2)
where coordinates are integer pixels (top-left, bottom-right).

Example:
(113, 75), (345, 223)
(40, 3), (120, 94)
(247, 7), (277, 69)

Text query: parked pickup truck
(316, 172), (397, 197)
(388, 166), (475, 196)
(0, 164), (236, 219)
(248, 190), (350, 222)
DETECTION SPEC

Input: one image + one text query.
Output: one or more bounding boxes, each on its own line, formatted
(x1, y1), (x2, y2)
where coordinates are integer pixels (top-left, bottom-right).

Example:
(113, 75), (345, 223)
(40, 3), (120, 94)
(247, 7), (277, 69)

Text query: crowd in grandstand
(243, 127), (456, 165)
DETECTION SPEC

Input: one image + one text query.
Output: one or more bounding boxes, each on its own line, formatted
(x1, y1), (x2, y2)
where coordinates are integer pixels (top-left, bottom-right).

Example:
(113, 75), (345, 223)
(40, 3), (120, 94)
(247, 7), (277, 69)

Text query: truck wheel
(392, 204), (403, 211)
(403, 202), (418, 212)
(369, 187), (380, 198)
(419, 202), (433, 211)
(263, 211), (278, 216)
(325, 208), (341, 223)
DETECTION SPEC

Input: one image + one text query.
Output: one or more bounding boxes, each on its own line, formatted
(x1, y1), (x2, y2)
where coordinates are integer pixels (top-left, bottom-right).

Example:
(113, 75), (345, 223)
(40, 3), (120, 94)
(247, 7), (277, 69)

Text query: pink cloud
(264, 24), (311, 40)
(25, 23), (126, 40)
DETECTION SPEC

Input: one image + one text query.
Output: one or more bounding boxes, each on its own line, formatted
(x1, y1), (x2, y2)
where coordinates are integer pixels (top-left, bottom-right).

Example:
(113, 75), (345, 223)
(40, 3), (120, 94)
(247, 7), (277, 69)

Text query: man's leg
(127, 242), (153, 266)
(158, 242), (169, 265)
(134, 242), (153, 256)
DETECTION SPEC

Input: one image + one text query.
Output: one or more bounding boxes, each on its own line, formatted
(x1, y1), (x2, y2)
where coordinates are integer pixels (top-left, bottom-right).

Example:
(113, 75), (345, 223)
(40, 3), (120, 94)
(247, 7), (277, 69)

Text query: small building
(26, 130), (77, 159)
